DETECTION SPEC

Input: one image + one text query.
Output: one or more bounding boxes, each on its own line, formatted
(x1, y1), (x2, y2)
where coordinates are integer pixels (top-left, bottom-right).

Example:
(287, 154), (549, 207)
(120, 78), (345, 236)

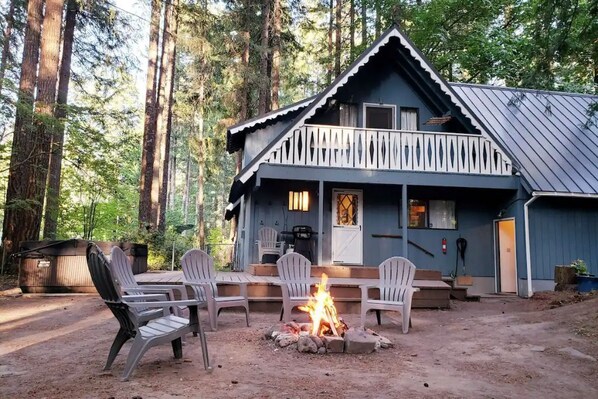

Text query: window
(400, 107), (419, 131)
(364, 104), (395, 129)
(400, 199), (456, 229)
(288, 191), (309, 211)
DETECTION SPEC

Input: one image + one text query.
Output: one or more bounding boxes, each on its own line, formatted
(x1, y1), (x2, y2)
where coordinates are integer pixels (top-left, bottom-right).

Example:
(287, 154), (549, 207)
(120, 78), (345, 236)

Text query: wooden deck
(136, 266), (452, 312)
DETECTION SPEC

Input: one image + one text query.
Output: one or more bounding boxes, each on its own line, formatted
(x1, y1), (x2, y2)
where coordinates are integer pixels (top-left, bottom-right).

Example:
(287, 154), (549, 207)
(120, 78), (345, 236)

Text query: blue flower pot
(577, 275), (598, 293)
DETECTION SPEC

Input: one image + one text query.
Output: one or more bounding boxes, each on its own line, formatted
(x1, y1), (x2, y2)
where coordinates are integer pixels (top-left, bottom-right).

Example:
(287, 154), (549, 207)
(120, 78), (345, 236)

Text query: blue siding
(529, 197), (598, 279)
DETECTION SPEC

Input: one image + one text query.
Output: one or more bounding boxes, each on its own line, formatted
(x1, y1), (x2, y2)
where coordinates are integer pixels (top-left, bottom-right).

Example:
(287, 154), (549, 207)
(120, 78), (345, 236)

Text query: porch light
(289, 191), (309, 211)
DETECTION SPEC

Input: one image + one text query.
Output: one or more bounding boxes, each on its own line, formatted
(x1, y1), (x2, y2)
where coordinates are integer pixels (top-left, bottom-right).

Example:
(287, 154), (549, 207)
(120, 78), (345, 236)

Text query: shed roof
(452, 83), (598, 194)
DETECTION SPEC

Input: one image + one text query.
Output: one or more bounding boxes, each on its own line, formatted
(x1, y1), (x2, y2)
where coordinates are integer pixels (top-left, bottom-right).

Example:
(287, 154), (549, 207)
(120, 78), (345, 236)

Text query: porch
(135, 264), (456, 311)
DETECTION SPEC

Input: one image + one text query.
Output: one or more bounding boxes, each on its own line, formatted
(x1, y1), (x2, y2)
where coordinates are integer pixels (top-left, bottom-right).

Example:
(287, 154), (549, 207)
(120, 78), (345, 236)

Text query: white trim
(362, 103), (397, 129)
(229, 97), (314, 135)
(236, 27), (513, 185)
(493, 217), (518, 295)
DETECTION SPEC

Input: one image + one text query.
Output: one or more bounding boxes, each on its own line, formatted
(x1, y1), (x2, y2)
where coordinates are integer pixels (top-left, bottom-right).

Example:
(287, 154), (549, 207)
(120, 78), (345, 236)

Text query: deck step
(249, 264), (443, 280)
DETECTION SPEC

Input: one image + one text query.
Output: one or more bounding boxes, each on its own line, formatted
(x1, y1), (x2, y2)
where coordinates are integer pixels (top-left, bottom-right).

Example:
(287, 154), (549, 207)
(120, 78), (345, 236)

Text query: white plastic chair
(276, 252), (312, 322)
(181, 249), (250, 331)
(360, 256), (420, 334)
(256, 226), (284, 263)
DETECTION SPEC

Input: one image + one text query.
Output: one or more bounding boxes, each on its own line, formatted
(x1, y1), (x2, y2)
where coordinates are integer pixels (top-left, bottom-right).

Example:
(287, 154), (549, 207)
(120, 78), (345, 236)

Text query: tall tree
(139, 0), (162, 229)
(2, 0), (44, 262)
(0, 0), (16, 96)
(349, 0), (355, 60)
(258, 0), (271, 115)
(327, 0), (333, 84)
(334, 0), (342, 77)
(44, 0), (79, 239)
(361, 0), (367, 47)
(32, 0), (65, 237)
(270, 0), (281, 109)
(157, 0), (179, 232)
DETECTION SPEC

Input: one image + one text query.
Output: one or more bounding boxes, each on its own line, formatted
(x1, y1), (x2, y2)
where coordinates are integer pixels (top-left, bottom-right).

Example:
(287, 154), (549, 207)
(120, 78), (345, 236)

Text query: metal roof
(452, 83), (598, 194)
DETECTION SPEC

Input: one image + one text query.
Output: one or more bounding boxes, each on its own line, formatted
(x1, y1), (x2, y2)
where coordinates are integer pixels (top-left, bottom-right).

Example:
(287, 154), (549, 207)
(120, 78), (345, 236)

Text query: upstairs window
(400, 107), (419, 131)
(364, 104), (395, 130)
(339, 103), (358, 127)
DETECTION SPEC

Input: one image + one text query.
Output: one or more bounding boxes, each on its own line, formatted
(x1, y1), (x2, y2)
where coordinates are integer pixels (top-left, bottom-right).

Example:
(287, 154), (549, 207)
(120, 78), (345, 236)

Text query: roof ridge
(450, 82), (598, 99)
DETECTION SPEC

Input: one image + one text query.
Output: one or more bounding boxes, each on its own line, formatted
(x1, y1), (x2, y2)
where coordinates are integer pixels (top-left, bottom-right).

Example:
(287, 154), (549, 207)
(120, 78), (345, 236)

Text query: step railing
(267, 124), (512, 176)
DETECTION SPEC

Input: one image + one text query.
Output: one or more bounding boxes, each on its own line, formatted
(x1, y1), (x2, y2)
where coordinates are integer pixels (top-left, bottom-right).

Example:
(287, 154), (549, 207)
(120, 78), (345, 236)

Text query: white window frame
(362, 103), (396, 130)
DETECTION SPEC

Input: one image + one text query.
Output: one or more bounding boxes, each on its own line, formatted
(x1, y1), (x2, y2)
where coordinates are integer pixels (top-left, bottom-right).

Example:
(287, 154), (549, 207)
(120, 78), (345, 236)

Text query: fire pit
(265, 274), (393, 354)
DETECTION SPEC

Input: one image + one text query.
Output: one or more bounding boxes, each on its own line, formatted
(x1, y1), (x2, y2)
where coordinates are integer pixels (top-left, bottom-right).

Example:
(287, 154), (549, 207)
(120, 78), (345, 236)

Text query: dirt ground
(1, 288), (597, 399)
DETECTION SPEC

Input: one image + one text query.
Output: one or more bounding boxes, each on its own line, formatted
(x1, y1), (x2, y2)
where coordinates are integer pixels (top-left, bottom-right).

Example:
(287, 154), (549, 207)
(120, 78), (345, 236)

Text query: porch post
(242, 193), (252, 270)
(317, 180), (324, 266)
(402, 184), (408, 258)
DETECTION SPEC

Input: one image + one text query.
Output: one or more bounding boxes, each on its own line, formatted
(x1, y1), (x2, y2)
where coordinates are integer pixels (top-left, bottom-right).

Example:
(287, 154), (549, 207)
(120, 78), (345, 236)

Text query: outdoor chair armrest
(123, 293), (169, 301)
(132, 284), (190, 300)
(125, 299), (206, 308)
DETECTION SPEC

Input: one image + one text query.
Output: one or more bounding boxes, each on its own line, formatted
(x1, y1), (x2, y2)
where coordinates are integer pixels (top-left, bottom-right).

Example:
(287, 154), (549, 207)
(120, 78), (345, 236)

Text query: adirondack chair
(86, 242), (210, 381)
(256, 226), (285, 263)
(360, 256), (420, 334)
(110, 246), (194, 319)
(276, 252), (312, 322)
(181, 249), (250, 331)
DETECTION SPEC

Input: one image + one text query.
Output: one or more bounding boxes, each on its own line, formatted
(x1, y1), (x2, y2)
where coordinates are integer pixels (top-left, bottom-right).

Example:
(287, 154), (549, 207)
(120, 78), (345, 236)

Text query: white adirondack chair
(256, 226), (285, 263)
(181, 249), (250, 331)
(87, 243), (211, 381)
(276, 252), (312, 322)
(110, 246), (192, 319)
(360, 256), (420, 334)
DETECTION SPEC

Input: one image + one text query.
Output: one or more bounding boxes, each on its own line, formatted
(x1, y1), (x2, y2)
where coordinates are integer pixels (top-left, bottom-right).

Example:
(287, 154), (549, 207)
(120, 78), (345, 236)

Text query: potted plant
(570, 259), (598, 293)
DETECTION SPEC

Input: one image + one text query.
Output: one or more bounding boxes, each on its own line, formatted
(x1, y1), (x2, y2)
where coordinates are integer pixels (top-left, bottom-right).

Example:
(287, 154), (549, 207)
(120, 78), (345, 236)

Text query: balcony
(267, 124), (512, 176)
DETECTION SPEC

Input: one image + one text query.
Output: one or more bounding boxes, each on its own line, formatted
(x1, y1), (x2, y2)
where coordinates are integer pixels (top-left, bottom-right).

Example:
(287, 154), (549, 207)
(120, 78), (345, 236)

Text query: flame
(298, 273), (345, 336)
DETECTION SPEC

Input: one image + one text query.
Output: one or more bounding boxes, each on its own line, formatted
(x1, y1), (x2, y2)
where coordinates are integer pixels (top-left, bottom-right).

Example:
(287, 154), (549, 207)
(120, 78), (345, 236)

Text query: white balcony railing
(267, 124), (512, 176)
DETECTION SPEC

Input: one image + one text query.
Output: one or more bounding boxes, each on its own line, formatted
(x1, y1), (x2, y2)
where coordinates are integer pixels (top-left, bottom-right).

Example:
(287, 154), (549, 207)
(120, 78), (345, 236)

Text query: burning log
(298, 273), (348, 337)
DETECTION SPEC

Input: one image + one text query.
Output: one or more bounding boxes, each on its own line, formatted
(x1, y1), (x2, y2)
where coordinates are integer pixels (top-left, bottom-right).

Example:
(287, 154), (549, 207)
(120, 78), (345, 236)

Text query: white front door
(332, 189), (363, 264)
(496, 219), (517, 293)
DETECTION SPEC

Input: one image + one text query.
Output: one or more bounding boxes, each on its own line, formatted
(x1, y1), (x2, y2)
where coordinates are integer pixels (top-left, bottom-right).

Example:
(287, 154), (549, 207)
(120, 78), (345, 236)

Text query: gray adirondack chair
(181, 249), (250, 331)
(110, 246), (195, 320)
(86, 243), (210, 381)
(276, 252), (312, 322)
(256, 226), (284, 263)
(360, 256), (420, 333)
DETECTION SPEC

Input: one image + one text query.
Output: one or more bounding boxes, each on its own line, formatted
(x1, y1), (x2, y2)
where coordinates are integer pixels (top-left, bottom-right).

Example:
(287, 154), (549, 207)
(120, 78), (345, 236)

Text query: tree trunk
(138, 0), (162, 229)
(350, 0), (355, 61)
(270, 0), (281, 110)
(183, 148), (191, 224)
(335, 0), (342, 77)
(196, 80), (205, 249)
(0, 0), (16, 96)
(327, 0), (334, 84)
(2, 0), (44, 262)
(44, 0), (78, 239)
(157, 0), (179, 233)
(33, 0), (65, 236)
(361, 0), (367, 46)
(375, 0), (381, 37)
(258, 0), (271, 115)
(168, 131), (176, 211)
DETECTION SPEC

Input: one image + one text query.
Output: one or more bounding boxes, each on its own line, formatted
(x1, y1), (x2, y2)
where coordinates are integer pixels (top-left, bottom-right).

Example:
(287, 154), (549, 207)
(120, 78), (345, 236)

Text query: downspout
(524, 191), (598, 298)
(523, 195), (539, 298)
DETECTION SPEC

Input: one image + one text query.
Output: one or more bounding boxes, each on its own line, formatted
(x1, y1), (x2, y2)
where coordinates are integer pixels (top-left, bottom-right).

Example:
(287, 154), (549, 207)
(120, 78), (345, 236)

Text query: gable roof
(228, 25), (514, 203)
(226, 96), (316, 153)
(452, 83), (598, 195)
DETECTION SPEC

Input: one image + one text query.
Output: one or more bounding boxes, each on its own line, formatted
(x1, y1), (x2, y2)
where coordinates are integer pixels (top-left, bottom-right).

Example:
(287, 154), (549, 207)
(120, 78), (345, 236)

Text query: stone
(300, 323), (312, 332)
(287, 321), (301, 333)
(317, 347), (327, 354)
(322, 336), (345, 353)
(558, 347), (597, 362)
(275, 333), (299, 348)
(344, 328), (378, 354)
(310, 335), (324, 348)
(297, 336), (318, 353)
(376, 334), (394, 349)
(264, 326), (279, 340)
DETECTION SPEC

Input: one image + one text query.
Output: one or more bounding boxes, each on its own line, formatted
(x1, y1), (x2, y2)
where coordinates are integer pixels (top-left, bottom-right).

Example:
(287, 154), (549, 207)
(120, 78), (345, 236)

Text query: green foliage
(570, 259), (589, 275)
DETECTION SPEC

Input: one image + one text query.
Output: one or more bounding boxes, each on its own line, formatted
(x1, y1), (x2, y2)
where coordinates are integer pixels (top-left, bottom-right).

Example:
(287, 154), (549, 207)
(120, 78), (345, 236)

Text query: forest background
(0, 0), (595, 271)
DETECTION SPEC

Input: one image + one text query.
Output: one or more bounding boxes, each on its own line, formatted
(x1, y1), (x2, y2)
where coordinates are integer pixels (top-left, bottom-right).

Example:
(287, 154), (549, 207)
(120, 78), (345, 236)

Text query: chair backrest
(110, 246), (138, 289)
(276, 252), (312, 297)
(86, 242), (136, 335)
(258, 227), (279, 247)
(378, 256), (417, 302)
(181, 249), (217, 301)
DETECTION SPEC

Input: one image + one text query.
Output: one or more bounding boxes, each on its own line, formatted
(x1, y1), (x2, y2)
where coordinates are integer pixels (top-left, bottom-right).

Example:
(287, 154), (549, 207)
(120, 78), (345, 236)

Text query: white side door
(332, 189), (363, 265)
(496, 219), (517, 293)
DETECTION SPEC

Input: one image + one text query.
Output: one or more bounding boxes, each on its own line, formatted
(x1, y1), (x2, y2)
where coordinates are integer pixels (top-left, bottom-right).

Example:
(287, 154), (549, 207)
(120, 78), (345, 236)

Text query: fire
(298, 273), (347, 336)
